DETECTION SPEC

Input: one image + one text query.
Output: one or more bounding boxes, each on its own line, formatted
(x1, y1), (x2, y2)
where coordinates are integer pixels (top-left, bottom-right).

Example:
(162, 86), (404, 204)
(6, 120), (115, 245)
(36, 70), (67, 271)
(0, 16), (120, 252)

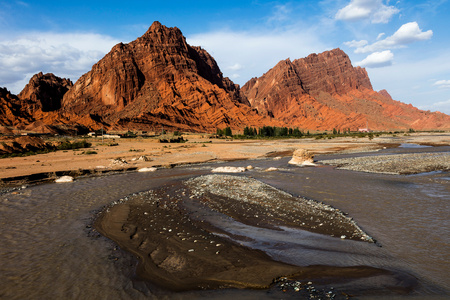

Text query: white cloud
(376, 32), (385, 40)
(343, 39), (368, 48)
(335, 0), (399, 24)
(356, 50), (394, 68)
(434, 80), (450, 88)
(268, 4), (292, 23)
(418, 99), (450, 114)
(0, 32), (119, 94)
(188, 28), (327, 86)
(352, 22), (433, 53)
(226, 63), (243, 71)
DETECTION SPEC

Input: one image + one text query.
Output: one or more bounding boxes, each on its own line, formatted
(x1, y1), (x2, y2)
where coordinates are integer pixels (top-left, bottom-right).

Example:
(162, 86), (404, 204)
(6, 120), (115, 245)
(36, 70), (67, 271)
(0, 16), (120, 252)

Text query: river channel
(0, 146), (449, 299)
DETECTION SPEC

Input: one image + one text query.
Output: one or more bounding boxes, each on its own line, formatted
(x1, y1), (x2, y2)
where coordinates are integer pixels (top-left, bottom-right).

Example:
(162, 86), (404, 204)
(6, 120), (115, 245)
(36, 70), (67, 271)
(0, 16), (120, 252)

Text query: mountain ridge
(1, 22), (449, 133)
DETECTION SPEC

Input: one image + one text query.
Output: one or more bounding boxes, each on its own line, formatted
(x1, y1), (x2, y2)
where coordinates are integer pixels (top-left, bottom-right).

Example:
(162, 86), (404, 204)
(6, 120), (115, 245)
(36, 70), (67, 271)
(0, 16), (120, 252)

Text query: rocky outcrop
(18, 72), (73, 112)
(61, 21), (268, 132)
(0, 88), (34, 127)
(288, 149), (315, 166)
(242, 48), (450, 131)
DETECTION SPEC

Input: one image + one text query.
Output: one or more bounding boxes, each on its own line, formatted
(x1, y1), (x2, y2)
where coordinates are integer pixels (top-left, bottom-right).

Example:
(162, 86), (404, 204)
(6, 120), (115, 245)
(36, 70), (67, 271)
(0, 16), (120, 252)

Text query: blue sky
(1, 0), (449, 114)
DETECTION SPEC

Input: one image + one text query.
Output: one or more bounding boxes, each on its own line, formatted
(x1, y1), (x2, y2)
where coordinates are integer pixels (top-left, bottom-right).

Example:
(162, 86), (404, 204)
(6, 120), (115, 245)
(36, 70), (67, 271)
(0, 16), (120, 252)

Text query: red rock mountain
(2, 22), (449, 133)
(61, 21), (269, 132)
(0, 88), (34, 128)
(1, 76), (96, 134)
(18, 72), (73, 112)
(241, 49), (450, 131)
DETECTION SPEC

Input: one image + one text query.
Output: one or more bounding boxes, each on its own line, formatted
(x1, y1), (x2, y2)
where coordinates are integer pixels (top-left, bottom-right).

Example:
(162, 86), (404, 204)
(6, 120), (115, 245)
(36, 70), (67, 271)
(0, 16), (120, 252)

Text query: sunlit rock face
(61, 21), (269, 132)
(242, 48), (450, 131)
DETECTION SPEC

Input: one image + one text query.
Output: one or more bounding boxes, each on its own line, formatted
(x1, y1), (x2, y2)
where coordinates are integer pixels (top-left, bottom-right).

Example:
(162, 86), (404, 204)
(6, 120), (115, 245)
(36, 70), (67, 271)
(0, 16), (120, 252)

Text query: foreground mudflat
(95, 175), (414, 294)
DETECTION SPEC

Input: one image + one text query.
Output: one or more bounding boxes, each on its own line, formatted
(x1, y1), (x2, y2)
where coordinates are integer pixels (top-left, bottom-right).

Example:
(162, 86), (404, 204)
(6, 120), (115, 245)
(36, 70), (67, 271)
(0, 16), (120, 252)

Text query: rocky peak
(241, 48), (450, 131)
(61, 21), (265, 131)
(18, 72), (73, 111)
(0, 87), (33, 126)
(292, 48), (372, 95)
(378, 89), (393, 100)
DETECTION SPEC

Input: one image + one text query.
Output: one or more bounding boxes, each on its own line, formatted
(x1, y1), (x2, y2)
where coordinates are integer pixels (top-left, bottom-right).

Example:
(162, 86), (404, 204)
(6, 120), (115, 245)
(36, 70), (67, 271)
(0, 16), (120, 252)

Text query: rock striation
(241, 49), (450, 131)
(61, 21), (268, 132)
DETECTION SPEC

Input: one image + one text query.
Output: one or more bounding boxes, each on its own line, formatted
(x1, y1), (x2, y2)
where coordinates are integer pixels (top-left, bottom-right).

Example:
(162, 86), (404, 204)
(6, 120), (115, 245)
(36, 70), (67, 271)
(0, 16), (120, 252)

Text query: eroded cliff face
(61, 21), (265, 131)
(242, 49), (450, 131)
(0, 88), (33, 127)
(18, 72), (73, 112)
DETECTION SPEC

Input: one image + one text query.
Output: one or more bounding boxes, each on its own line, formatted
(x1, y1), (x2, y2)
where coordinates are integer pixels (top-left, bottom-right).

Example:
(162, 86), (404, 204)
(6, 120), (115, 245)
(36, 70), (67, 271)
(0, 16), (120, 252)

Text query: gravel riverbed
(319, 152), (450, 175)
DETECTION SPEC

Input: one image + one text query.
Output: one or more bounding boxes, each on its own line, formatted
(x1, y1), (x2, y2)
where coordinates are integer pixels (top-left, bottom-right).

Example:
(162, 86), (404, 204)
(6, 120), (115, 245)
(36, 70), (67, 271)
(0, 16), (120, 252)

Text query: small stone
(265, 167), (279, 172)
(138, 167), (157, 172)
(55, 176), (73, 183)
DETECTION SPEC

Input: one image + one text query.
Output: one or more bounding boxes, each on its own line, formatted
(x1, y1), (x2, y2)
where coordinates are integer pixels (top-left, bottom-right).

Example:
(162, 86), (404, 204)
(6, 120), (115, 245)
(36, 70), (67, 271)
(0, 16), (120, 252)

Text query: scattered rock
(55, 176), (74, 183)
(320, 152), (450, 175)
(211, 166), (246, 173)
(246, 165), (254, 170)
(265, 167), (279, 172)
(110, 158), (128, 165)
(138, 167), (157, 172)
(133, 155), (152, 162)
(288, 149), (316, 166)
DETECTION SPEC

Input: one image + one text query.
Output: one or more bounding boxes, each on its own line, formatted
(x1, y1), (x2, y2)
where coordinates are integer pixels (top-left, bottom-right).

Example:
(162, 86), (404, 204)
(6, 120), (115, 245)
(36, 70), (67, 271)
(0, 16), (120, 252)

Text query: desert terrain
(1, 132), (448, 186)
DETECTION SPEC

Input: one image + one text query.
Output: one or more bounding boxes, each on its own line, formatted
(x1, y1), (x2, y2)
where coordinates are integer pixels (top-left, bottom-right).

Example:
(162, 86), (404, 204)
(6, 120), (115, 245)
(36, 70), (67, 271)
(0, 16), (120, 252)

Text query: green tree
(224, 127), (232, 137)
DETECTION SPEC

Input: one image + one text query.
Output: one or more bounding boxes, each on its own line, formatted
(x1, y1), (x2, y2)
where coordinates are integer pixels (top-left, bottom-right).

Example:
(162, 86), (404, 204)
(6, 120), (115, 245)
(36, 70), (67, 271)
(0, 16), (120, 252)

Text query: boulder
(55, 176), (74, 183)
(288, 149), (315, 166)
(138, 167), (157, 172)
(211, 166), (246, 173)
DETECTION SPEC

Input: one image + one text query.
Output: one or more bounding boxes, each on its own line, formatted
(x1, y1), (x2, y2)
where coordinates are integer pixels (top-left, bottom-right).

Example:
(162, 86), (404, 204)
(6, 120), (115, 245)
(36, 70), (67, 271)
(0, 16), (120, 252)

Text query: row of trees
(244, 126), (307, 137)
(215, 126), (310, 138)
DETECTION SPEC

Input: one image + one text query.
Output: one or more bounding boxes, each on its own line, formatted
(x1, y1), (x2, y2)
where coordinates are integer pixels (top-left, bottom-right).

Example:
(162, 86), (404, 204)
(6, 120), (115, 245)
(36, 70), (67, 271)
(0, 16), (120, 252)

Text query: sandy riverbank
(1, 132), (448, 186)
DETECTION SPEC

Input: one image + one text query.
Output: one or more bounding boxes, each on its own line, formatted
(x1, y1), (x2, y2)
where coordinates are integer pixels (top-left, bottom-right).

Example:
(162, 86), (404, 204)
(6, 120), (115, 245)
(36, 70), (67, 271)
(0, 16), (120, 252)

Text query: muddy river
(0, 147), (448, 299)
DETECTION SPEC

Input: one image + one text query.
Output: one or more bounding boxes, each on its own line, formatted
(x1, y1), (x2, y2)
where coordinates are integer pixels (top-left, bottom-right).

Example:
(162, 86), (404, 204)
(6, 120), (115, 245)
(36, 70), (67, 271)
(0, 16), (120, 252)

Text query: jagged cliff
(61, 21), (269, 131)
(241, 49), (450, 131)
(0, 88), (34, 128)
(18, 72), (73, 112)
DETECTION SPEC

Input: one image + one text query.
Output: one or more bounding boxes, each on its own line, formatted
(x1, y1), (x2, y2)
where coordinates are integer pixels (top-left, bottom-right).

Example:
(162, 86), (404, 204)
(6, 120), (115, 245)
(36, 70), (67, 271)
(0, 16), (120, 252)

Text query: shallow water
(0, 147), (449, 299)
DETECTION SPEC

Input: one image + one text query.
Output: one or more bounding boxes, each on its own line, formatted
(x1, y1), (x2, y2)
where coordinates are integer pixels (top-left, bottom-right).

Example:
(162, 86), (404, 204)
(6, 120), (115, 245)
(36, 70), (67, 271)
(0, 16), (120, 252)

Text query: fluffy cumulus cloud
(351, 22), (433, 54)
(356, 50), (394, 67)
(335, 0), (399, 23)
(433, 80), (450, 89)
(344, 22), (433, 53)
(0, 32), (119, 94)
